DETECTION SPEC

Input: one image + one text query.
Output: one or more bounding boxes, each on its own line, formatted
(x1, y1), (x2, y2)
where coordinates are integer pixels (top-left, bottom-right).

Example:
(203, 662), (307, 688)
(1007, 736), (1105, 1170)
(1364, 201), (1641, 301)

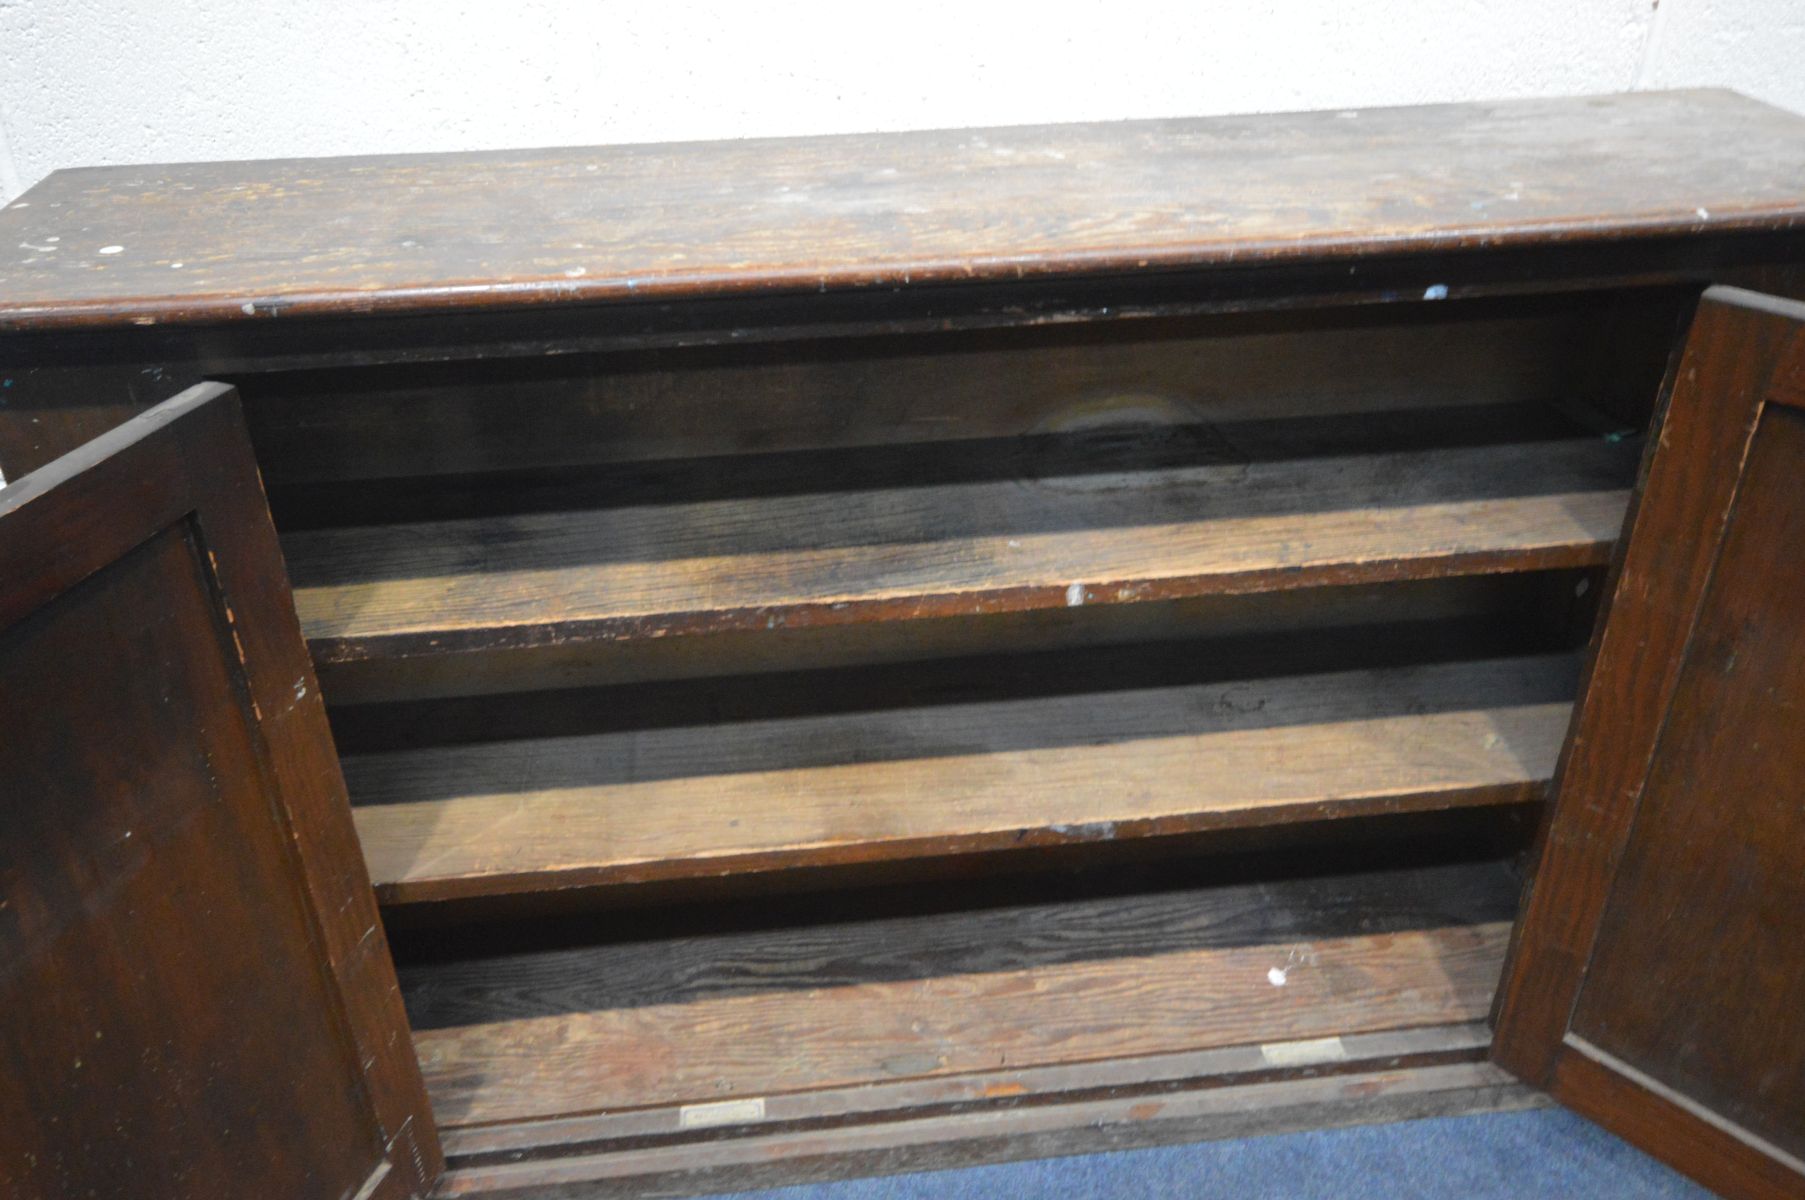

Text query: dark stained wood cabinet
(1, 91), (1802, 1198)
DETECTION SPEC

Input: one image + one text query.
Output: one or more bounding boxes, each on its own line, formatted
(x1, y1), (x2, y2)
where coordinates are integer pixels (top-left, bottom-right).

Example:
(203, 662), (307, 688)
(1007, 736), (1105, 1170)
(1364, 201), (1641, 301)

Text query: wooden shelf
(401, 858), (1518, 1131)
(286, 435), (1634, 667)
(346, 652), (1575, 905)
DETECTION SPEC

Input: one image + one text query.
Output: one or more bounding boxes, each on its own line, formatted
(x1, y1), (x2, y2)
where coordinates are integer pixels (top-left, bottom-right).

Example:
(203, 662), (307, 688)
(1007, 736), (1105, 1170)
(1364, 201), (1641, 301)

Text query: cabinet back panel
(238, 294), (1680, 504)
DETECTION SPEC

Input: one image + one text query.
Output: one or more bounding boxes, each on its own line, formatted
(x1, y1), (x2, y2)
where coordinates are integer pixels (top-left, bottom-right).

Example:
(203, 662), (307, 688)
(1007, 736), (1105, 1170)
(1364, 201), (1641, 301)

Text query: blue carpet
(715, 1108), (1714, 1199)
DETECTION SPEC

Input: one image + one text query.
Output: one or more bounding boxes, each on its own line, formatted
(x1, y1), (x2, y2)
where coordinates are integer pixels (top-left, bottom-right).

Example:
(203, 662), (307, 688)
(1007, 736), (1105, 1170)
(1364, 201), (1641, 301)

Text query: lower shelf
(400, 857), (1520, 1136)
(347, 653), (1574, 905)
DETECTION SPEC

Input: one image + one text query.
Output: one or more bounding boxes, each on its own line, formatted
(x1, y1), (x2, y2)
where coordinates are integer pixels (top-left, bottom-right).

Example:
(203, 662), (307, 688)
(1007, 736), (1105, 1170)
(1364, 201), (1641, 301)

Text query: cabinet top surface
(2, 89), (1803, 332)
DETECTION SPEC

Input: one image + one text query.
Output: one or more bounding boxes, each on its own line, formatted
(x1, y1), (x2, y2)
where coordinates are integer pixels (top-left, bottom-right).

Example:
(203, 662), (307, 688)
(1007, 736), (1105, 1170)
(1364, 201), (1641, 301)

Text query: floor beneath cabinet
(708, 1107), (1715, 1200)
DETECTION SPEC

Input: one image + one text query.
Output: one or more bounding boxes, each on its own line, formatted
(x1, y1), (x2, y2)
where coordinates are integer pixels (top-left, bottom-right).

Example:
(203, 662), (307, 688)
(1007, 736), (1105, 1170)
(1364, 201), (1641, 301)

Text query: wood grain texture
(347, 653), (1573, 904)
(441, 1061), (1538, 1199)
(1, 91), (1802, 331)
(398, 859), (1519, 1030)
(268, 400), (1593, 532)
(316, 573), (1575, 706)
(406, 860), (1518, 1126)
(1566, 405), (1805, 1159)
(437, 1023), (1495, 1160)
(287, 436), (1635, 665)
(0, 386), (439, 1200)
(326, 606), (1572, 755)
(438, 1060), (1541, 1199)
(1492, 289), (1805, 1083)
(1553, 1047), (1805, 1200)
(238, 301), (1641, 490)
(0, 526), (390, 1200)
(1492, 288), (1805, 1198)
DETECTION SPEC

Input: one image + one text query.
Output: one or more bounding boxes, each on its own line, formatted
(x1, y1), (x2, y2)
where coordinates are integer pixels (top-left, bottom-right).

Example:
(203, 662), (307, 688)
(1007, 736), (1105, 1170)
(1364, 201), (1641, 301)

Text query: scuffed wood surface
(0, 386), (440, 1199)
(347, 654), (1576, 903)
(406, 861), (1517, 1126)
(1571, 404), (1805, 1164)
(432, 1060), (1539, 1198)
(287, 436), (1636, 663)
(1493, 290), (1805, 1081)
(2, 91), (1802, 329)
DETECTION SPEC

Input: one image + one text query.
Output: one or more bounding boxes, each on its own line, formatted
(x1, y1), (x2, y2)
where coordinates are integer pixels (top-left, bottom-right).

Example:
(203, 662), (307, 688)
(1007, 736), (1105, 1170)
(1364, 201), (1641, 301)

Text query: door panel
(1569, 404), (1805, 1162)
(0, 384), (440, 1199)
(1494, 287), (1805, 1199)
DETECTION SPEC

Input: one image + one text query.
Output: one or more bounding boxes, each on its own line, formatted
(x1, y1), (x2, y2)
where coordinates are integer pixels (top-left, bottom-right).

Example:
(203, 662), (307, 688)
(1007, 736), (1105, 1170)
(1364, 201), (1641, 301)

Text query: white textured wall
(0, 0), (1801, 207)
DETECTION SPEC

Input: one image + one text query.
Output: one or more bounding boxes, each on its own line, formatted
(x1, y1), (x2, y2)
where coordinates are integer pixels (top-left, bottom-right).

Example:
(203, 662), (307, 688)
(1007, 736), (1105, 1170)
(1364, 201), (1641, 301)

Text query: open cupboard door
(0, 385), (441, 1199)
(1493, 287), (1805, 1200)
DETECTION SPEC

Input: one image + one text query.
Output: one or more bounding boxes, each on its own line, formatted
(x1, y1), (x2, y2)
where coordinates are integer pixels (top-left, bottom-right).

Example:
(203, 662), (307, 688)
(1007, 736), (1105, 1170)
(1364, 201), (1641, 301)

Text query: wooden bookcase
(2, 91), (1802, 1198)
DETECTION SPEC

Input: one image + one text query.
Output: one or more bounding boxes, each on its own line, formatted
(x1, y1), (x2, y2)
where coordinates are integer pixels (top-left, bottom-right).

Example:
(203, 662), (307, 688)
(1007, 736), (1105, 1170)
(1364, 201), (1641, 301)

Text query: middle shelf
(344, 649), (1576, 906)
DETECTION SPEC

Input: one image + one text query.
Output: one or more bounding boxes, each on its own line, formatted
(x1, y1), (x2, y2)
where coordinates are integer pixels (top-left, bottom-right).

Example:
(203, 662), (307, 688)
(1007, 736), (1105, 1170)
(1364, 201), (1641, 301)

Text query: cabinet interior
(221, 285), (1682, 1174)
